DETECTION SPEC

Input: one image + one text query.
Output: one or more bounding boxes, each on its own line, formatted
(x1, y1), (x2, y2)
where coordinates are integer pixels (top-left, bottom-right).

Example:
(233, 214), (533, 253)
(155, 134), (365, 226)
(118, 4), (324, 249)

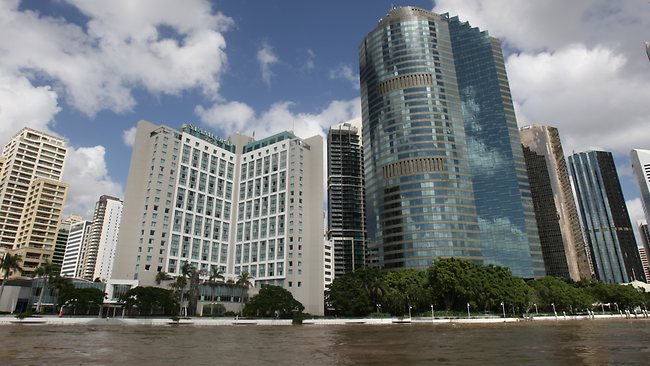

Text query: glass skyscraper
(359, 7), (543, 277)
(568, 151), (646, 283)
(327, 119), (366, 277)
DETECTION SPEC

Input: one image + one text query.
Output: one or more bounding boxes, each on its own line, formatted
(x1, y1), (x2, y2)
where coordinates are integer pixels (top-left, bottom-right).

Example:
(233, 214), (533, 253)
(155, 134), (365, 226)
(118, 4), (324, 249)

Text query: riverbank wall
(1, 313), (647, 326)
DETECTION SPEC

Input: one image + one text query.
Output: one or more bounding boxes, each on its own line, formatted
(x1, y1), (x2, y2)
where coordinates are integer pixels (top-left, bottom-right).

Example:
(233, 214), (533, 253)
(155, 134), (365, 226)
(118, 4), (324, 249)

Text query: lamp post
(551, 303), (557, 319)
(614, 302), (619, 313)
(431, 304), (434, 321)
(408, 305), (412, 319)
(534, 303), (538, 315)
(467, 303), (470, 319)
(601, 303), (605, 315)
(501, 302), (506, 318)
(376, 303), (381, 314)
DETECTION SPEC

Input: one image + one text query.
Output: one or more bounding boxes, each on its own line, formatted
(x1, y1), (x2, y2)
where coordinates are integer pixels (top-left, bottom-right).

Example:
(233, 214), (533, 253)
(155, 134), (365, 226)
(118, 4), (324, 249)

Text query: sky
(1, 0), (649, 242)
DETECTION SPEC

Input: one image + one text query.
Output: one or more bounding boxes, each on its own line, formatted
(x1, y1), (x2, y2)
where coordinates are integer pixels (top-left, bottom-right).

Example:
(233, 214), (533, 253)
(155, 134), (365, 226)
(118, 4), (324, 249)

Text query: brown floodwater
(1, 319), (649, 365)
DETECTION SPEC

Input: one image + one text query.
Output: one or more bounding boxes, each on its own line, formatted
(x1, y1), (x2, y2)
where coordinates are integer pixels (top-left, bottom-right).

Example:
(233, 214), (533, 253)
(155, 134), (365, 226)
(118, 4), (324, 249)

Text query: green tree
(427, 258), (480, 310)
(33, 261), (59, 313)
(0, 253), (22, 301)
(205, 266), (225, 316)
(50, 275), (74, 308)
(154, 271), (172, 285)
(120, 286), (179, 316)
(383, 269), (429, 316)
(528, 276), (592, 312)
(236, 271), (254, 305)
(59, 287), (105, 315)
(243, 285), (304, 318)
(326, 269), (376, 316)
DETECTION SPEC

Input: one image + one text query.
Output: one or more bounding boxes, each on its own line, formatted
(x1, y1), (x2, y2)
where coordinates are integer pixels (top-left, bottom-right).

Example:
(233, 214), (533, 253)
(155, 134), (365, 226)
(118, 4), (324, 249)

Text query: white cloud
(196, 98), (361, 139)
(195, 101), (256, 134)
(122, 127), (137, 147)
(302, 49), (316, 71)
(0, 0), (233, 116)
(62, 146), (123, 218)
(257, 42), (279, 86)
(432, 0), (650, 157)
(0, 72), (61, 144)
(507, 44), (650, 155)
(329, 64), (359, 90)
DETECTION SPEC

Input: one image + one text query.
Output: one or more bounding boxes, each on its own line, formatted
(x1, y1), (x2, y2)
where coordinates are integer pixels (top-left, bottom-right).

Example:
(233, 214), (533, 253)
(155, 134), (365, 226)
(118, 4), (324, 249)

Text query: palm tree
(206, 266), (225, 316)
(33, 261), (58, 313)
(169, 275), (187, 316)
(155, 271), (172, 285)
(0, 253), (22, 301)
(236, 271), (254, 305)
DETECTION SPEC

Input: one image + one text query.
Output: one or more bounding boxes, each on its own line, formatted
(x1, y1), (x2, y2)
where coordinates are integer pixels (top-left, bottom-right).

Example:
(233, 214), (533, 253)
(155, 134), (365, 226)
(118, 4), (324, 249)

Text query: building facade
(113, 121), (324, 315)
(327, 118), (366, 278)
(360, 7), (543, 277)
(631, 149), (650, 224)
(520, 125), (592, 280)
(568, 151), (646, 283)
(83, 195), (123, 281)
(60, 220), (92, 278)
(0, 128), (68, 277)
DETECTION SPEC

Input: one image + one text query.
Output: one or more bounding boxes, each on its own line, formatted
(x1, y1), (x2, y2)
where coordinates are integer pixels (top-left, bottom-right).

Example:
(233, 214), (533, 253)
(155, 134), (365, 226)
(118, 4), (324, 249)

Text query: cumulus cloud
(433, 0), (650, 157)
(0, 0), (233, 116)
(257, 42), (279, 86)
(122, 126), (137, 147)
(0, 72), (60, 144)
(62, 146), (123, 218)
(196, 98), (361, 139)
(329, 64), (359, 90)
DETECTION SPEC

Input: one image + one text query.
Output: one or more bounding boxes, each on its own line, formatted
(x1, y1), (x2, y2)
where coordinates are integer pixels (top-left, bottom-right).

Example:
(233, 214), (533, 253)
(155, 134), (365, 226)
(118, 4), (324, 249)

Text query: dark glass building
(520, 125), (592, 280)
(327, 120), (366, 277)
(568, 151), (646, 283)
(359, 7), (543, 277)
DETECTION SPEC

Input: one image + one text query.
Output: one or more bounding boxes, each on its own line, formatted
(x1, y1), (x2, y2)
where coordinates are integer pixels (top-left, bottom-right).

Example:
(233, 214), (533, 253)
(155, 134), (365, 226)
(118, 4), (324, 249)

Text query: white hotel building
(113, 121), (324, 315)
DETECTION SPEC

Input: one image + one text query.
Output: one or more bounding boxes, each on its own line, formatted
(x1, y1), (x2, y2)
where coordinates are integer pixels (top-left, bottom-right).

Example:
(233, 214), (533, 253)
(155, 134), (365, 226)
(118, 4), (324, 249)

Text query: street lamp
(408, 305), (412, 319)
(534, 303), (538, 315)
(467, 302), (470, 318)
(614, 302), (619, 313)
(376, 303), (381, 314)
(501, 302), (506, 318)
(551, 303), (557, 318)
(431, 304), (434, 320)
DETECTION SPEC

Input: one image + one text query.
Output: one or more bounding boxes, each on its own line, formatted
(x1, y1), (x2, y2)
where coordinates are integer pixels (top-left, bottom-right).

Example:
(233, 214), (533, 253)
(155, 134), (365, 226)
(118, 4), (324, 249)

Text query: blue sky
(1, 0), (649, 241)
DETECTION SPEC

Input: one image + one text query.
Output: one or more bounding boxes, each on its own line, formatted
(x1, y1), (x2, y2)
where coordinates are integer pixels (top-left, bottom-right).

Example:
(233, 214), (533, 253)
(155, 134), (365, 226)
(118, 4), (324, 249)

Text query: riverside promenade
(1, 313), (647, 326)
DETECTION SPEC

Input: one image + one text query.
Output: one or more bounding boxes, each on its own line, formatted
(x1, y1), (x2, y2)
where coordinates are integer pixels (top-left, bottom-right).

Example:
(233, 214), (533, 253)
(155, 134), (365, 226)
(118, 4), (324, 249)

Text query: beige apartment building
(113, 121), (324, 315)
(0, 128), (68, 277)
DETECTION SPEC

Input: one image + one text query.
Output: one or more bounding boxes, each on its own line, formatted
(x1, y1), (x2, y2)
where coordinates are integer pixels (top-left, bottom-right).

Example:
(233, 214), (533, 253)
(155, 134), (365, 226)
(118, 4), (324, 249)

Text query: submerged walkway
(1, 313), (648, 326)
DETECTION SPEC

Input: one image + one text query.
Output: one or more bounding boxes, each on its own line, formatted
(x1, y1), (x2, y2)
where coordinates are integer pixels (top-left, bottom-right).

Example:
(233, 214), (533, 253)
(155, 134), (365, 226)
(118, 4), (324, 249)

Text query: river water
(1, 319), (649, 365)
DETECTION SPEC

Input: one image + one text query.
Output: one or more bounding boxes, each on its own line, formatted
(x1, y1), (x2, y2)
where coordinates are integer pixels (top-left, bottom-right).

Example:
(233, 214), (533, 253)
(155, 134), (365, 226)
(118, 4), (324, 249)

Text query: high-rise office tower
(520, 125), (592, 280)
(631, 149), (650, 223)
(80, 195), (123, 281)
(53, 215), (83, 270)
(360, 7), (543, 277)
(60, 220), (92, 278)
(113, 121), (324, 314)
(639, 222), (650, 282)
(0, 128), (68, 277)
(568, 151), (645, 283)
(327, 118), (366, 278)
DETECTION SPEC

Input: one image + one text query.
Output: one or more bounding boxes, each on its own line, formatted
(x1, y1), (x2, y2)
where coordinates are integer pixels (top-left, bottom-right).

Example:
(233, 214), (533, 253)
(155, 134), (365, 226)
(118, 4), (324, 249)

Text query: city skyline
(0, 0), (649, 241)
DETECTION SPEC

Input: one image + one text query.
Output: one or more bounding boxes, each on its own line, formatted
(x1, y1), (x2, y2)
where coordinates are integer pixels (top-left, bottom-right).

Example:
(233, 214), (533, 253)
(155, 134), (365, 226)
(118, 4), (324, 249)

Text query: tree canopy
(243, 284), (304, 318)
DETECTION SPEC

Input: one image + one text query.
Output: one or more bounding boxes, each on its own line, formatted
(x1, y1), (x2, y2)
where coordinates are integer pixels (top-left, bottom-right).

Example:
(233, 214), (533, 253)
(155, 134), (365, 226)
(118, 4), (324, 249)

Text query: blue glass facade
(569, 151), (646, 284)
(446, 16), (544, 278)
(360, 7), (542, 277)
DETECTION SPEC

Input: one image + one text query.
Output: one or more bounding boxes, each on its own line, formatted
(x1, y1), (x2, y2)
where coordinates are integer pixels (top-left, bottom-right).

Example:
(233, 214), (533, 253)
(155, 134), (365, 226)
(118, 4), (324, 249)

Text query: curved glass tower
(360, 7), (543, 277)
(360, 7), (480, 270)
